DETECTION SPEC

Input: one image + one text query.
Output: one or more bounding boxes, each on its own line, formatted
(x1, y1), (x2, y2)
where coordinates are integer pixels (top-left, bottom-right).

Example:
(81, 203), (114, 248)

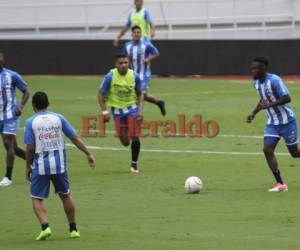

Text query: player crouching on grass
(247, 57), (300, 192)
(98, 53), (144, 173)
(24, 92), (96, 240)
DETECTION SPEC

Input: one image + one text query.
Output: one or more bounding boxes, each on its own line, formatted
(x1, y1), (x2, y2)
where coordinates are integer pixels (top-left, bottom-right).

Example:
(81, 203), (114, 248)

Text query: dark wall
(0, 40), (300, 75)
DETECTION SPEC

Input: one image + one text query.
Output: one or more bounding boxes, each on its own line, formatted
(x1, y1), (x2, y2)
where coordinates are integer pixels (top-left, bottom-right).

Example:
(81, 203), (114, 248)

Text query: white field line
(218, 134), (263, 139)
(65, 143), (290, 156)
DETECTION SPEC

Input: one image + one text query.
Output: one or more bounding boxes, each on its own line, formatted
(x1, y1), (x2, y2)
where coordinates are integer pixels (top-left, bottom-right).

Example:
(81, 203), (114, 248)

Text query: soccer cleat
(130, 167), (139, 174)
(268, 183), (288, 192)
(0, 177), (12, 187)
(70, 230), (80, 239)
(157, 100), (166, 116)
(130, 162), (139, 174)
(36, 227), (52, 241)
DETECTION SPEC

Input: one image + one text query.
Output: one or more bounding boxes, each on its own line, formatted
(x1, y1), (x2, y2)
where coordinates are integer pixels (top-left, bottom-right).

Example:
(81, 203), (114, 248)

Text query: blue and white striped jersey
(24, 111), (77, 175)
(122, 40), (159, 82)
(0, 68), (27, 121)
(254, 73), (295, 125)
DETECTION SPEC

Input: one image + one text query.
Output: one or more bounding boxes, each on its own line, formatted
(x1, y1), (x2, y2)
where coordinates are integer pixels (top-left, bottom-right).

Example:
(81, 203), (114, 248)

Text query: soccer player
(114, 0), (155, 47)
(123, 25), (166, 116)
(247, 57), (300, 192)
(24, 92), (96, 240)
(0, 51), (30, 186)
(98, 54), (143, 173)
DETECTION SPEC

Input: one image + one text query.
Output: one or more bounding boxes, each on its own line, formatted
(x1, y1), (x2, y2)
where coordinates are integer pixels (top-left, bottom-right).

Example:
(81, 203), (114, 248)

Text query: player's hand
(258, 100), (271, 109)
(113, 38), (120, 47)
(87, 153), (96, 169)
(136, 114), (143, 125)
(103, 113), (111, 123)
(151, 29), (155, 38)
(26, 168), (32, 182)
(246, 113), (255, 123)
(143, 58), (150, 64)
(15, 104), (23, 116)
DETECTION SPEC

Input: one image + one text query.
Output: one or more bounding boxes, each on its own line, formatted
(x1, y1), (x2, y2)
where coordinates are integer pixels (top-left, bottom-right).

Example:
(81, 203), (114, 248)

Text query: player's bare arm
(136, 93), (144, 124)
(258, 95), (291, 110)
(246, 100), (263, 123)
(150, 22), (156, 38)
(16, 89), (30, 116)
(98, 92), (110, 122)
(143, 54), (159, 64)
(114, 26), (129, 47)
(70, 136), (96, 168)
(25, 144), (35, 181)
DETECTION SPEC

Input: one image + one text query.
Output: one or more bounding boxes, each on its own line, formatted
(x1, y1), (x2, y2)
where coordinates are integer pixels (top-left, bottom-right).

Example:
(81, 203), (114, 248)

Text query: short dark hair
(115, 53), (128, 60)
(32, 91), (49, 110)
(253, 57), (269, 67)
(131, 25), (141, 32)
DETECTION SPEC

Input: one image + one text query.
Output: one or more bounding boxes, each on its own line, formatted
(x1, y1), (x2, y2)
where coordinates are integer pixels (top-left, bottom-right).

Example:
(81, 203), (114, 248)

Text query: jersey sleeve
(144, 9), (153, 23)
(272, 77), (289, 98)
(135, 74), (142, 94)
(146, 42), (159, 56)
(24, 119), (35, 145)
(59, 115), (77, 139)
(12, 72), (27, 92)
(126, 14), (132, 28)
(99, 72), (113, 94)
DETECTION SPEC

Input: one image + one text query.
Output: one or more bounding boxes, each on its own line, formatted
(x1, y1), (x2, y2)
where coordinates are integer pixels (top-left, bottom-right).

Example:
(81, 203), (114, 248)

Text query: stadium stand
(0, 0), (299, 40)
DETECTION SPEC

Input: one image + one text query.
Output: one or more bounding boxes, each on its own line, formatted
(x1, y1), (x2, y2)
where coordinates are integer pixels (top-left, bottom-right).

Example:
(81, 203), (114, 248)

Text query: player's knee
(3, 139), (14, 150)
(290, 150), (300, 158)
(121, 140), (130, 147)
(263, 146), (273, 155)
(287, 144), (300, 158)
(59, 192), (70, 200)
(290, 152), (297, 158)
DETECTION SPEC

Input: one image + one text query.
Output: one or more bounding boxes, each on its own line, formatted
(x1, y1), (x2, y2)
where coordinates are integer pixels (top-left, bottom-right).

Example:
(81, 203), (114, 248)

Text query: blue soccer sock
(131, 161), (138, 170)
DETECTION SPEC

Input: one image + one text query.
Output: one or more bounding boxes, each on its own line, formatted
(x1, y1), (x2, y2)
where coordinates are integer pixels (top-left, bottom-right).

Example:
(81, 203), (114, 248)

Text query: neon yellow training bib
(106, 68), (138, 109)
(130, 8), (151, 39)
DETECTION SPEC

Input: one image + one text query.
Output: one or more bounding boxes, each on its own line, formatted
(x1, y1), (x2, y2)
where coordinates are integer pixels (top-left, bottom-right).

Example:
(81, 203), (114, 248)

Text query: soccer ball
(185, 176), (203, 193)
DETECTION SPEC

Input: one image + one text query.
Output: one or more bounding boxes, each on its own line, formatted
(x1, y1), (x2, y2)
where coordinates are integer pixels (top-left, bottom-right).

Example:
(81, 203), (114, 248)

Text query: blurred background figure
(113, 0), (156, 47)
(0, 51), (29, 187)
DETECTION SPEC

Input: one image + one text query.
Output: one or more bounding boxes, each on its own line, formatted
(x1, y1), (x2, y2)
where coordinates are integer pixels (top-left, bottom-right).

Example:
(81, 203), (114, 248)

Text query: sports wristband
(102, 110), (109, 115)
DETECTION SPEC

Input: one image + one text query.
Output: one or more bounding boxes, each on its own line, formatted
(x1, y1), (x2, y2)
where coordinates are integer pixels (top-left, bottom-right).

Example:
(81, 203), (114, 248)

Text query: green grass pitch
(1, 76), (300, 250)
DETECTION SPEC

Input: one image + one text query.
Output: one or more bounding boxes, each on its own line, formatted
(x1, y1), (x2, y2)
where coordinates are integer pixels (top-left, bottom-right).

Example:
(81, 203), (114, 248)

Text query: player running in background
(114, 0), (155, 47)
(24, 92), (96, 240)
(98, 54), (144, 173)
(247, 57), (300, 192)
(123, 25), (166, 116)
(0, 51), (30, 186)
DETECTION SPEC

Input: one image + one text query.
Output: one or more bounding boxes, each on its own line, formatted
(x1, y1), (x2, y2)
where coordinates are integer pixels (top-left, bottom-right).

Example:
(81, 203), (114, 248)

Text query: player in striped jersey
(24, 92), (96, 240)
(123, 25), (166, 116)
(0, 51), (30, 186)
(247, 57), (300, 192)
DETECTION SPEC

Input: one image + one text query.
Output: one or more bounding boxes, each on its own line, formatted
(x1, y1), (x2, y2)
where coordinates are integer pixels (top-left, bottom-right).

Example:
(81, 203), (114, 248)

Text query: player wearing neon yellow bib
(98, 54), (144, 173)
(104, 68), (138, 109)
(114, 0), (155, 47)
(129, 7), (151, 40)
